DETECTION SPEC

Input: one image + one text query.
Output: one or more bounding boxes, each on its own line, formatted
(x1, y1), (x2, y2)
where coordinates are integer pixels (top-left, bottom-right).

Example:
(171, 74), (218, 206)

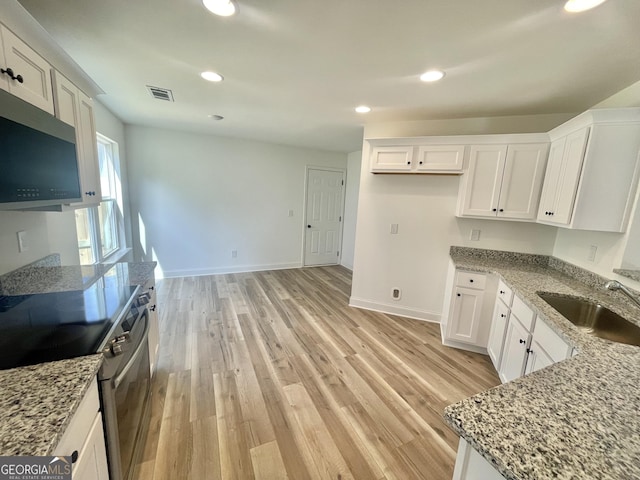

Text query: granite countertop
(0, 355), (103, 456)
(444, 247), (640, 480)
(0, 257), (157, 295)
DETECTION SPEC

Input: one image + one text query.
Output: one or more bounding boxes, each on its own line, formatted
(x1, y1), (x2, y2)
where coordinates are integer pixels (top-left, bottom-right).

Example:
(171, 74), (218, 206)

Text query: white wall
(350, 114), (568, 322)
(125, 126), (347, 278)
(340, 151), (362, 270)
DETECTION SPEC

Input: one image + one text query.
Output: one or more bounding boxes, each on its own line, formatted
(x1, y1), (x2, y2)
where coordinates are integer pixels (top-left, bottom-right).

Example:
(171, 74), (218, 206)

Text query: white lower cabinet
(498, 313), (531, 383)
(452, 438), (503, 480)
(53, 379), (109, 480)
(441, 264), (497, 353)
(488, 285), (572, 383)
(487, 300), (509, 369)
(143, 276), (159, 376)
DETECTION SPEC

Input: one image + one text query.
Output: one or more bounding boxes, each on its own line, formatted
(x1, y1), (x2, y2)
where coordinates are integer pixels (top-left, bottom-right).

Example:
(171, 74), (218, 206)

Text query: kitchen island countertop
(0, 355), (103, 456)
(444, 247), (640, 480)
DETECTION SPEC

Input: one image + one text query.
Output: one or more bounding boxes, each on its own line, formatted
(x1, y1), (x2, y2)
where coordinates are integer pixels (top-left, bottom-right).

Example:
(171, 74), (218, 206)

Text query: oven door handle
(113, 310), (150, 389)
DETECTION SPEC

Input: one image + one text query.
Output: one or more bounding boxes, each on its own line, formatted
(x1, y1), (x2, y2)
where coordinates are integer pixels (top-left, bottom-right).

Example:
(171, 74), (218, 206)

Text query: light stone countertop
(443, 247), (640, 480)
(0, 355), (103, 456)
(0, 258), (156, 457)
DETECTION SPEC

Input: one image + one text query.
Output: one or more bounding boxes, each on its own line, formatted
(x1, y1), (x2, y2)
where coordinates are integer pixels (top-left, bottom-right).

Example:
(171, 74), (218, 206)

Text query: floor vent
(146, 85), (174, 102)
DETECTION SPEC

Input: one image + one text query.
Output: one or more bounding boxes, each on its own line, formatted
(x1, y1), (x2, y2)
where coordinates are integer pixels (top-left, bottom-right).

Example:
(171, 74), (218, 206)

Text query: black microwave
(0, 88), (81, 209)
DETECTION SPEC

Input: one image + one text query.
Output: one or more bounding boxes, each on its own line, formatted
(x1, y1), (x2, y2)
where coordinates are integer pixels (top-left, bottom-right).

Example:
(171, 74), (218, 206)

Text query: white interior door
(304, 168), (345, 266)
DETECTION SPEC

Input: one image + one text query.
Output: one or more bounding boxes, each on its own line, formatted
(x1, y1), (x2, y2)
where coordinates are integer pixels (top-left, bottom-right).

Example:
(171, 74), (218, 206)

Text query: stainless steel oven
(98, 297), (151, 480)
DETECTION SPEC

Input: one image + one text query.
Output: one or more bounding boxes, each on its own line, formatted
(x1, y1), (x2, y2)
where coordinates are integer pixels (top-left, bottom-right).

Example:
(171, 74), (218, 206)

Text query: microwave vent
(146, 85), (174, 102)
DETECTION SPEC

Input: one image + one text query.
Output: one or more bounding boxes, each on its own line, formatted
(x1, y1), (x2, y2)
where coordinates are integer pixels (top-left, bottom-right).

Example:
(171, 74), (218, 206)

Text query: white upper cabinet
(52, 70), (101, 206)
(537, 109), (640, 232)
(0, 24), (54, 114)
(458, 142), (548, 220)
(369, 140), (465, 174)
(370, 145), (414, 172)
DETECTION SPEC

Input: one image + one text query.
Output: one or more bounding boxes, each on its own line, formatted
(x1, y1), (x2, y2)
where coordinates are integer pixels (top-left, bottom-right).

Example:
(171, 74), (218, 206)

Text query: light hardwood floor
(133, 266), (499, 480)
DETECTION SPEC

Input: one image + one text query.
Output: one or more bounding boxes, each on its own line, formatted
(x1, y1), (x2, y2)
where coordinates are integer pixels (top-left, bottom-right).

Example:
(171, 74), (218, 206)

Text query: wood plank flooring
(133, 266), (499, 480)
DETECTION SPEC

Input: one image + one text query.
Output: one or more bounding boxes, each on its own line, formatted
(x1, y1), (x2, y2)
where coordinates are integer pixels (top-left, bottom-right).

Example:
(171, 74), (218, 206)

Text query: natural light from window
(75, 133), (124, 265)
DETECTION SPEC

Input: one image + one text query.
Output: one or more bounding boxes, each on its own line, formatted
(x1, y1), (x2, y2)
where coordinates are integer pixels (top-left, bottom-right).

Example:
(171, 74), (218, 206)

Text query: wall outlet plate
(470, 229), (481, 241)
(391, 288), (401, 300)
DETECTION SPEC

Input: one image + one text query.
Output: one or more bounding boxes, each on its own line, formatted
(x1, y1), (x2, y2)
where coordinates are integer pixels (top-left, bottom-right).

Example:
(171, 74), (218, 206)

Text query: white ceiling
(17, 0), (640, 153)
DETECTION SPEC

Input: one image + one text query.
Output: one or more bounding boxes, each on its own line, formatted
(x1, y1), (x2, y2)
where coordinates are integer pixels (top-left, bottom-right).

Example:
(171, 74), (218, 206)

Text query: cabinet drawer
(533, 317), (571, 362)
(456, 271), (486, 290)
(511, 295), (535, 331)
(496, 279), (513, 306)
(54, 378), (100, 458)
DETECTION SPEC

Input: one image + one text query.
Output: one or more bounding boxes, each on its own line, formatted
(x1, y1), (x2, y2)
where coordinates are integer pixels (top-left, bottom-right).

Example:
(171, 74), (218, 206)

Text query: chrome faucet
(604, 280), (640, 309)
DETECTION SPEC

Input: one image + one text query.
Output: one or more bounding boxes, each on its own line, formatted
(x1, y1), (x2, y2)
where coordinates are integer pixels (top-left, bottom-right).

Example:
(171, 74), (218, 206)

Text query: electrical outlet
(470, 229), (481, 241)
(231, 250), (238, 259)
(17, 231), (28, 252)
(588, 245), (597, 262)
(391, 288), (401, 300)
(390, 224), (399, 234)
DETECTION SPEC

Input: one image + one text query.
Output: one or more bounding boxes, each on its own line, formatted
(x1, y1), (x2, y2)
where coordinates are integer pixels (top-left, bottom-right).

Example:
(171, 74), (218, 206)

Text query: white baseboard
(348, 297), (440, 323)
(162, 262), (303, 278)
(441, 338), (488, 355)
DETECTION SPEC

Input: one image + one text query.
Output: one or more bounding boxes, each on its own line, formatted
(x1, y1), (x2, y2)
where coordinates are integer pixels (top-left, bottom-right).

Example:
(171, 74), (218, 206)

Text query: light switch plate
(470, 229), (481, 241)
(390, 224), (399, 234)
(17, 231), (28, 252)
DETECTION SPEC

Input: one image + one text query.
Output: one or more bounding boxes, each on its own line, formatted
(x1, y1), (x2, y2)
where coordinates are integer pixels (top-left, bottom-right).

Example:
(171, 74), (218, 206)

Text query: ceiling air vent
(146, 85), (174, 102)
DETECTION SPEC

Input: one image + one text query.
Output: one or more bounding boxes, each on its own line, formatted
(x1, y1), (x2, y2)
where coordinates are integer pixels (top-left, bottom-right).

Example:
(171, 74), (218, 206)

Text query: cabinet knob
(526, 348), (533, 354)
(550, 212), (554, 216)
(1, 67), (23, 83)
(500, 314), (506, 318)
(307, 225), (312, 228)
(150, 305), (157, 312)
(469, 279), (474, 283)
(500, 290), (505, 294)
(519, 339), (526, 344)
(71, 450), (79, 463)
(499, 208), (504, 212)
(419, 161), (423, 165)
(492, 208), (497, 212)
(456, 293), (461, 297)
(407, 161), (411, 165)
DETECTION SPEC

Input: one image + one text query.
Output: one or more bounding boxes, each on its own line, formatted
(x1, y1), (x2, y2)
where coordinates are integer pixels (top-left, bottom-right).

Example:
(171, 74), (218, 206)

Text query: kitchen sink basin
(537, 292), (640, 347)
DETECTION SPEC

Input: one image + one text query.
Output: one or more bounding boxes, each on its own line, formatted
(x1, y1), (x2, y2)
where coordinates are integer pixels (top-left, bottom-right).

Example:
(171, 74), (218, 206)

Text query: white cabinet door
(550, 127), (590, 225)
(77, 91), (101, 202)
(497, 143), (548, 219)
(52, 70), (101, 206)
(498, 315), (530, 383)
(459, 145), (507, 217)
(453, 438), (505, 480)
(415, 145), (465, 172)
(537, 137), (565, 221)
(524, 339), (554, 375)
(370, 146), (414, 172)
(447, 286), (485, 345)
(144, 279), (159, 376)
(73, 412), (109, 480)
(0, 25), (53, 114)
(487, 299), (509, 370)
(538, 127), (589, 226)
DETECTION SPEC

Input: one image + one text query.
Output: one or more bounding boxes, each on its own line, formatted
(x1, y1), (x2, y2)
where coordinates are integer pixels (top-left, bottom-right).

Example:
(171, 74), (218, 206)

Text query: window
(75, 134), (125, 264)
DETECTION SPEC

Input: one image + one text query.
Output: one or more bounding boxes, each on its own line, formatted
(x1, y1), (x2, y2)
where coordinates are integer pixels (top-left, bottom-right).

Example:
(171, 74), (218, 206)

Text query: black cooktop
(0, 266), (137, 370)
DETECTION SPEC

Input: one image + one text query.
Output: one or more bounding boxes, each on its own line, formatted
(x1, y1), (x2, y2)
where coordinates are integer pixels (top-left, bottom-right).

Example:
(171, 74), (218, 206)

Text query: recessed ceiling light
(201, 71), (224, 82)
(208, 114), (224, 121)
(420, 70), (445, 82)
(355, 105), (371, 113)
(564, 0), (608, 12)
(203, 0), (237, 16)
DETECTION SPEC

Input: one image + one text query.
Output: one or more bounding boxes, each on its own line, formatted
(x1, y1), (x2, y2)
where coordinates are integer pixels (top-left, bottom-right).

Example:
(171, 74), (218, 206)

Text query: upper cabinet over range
(0, 23), (53, 114)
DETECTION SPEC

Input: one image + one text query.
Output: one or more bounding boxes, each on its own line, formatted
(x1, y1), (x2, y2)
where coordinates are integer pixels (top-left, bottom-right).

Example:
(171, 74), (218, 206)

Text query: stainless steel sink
(537, 292), (640, 347)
